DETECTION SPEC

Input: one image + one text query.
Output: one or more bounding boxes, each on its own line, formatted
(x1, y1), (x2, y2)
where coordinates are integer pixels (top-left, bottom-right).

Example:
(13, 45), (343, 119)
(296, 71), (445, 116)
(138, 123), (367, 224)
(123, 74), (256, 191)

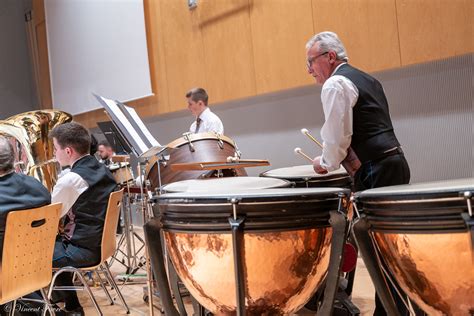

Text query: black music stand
(94, 93), (165, 315)
(94, 93), (164, 157)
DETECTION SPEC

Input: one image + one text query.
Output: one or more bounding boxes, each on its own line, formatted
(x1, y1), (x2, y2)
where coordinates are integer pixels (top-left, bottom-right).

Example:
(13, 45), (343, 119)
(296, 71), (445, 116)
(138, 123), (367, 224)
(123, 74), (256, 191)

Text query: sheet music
(123, 104), (160, 147)
(95, 94), (160, 156)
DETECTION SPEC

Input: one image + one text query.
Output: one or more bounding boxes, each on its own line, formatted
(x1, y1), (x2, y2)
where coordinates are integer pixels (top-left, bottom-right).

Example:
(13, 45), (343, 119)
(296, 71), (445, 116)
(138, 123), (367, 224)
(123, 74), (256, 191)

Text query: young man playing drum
(306, 31), (412, 315)
(186, 87), (224, 134)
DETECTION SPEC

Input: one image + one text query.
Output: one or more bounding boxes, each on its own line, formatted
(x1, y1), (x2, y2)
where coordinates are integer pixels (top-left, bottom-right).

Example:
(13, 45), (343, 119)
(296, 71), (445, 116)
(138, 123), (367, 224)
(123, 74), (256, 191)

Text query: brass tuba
(0, 110), (72, 192)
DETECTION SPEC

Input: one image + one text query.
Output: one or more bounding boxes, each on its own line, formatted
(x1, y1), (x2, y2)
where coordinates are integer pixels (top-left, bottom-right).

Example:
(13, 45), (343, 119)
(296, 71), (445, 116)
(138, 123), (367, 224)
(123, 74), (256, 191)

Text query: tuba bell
(0, 110), (73, 191)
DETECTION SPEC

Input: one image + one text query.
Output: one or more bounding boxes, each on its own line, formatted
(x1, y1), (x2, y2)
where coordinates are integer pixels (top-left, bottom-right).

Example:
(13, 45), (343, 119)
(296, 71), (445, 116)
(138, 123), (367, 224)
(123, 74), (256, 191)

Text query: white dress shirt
(189, 107), (224, 134)
(52, 158), (89, 217)
(320, 63), (359, 171)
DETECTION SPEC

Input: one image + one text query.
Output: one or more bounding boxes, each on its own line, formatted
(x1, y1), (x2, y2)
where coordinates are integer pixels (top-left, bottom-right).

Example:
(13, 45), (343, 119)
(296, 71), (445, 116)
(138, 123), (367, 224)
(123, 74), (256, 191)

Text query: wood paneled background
(34, 0), (473, 127)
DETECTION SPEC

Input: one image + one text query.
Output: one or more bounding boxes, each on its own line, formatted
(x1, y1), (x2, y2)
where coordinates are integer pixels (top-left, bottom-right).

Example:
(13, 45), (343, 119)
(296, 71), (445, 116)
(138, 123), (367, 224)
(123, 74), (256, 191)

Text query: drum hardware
(214, 132), (224, 149)
(228, 198), (246, 316)
(294, 147), (313, 162)
(300, 127), (361, 177)
(182, 132), (195, 152)
(352, 212), (400, 315)
(463, 191), (473, 216)
(137, 157), (157, 316)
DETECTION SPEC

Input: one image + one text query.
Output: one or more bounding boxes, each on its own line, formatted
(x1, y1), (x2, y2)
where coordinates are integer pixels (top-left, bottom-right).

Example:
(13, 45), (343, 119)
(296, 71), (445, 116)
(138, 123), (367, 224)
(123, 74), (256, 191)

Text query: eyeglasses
(307, 52), (328, 68)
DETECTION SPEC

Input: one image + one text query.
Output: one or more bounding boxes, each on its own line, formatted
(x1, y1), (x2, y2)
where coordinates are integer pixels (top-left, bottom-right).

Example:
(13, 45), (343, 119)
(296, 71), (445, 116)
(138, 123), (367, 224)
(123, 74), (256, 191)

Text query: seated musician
(97, 140), (115, 166)
(0, 136), (51, 257)
(49, 122), (117, 315)
(0, 136), (51, 315)
(186, 87), (224, 134)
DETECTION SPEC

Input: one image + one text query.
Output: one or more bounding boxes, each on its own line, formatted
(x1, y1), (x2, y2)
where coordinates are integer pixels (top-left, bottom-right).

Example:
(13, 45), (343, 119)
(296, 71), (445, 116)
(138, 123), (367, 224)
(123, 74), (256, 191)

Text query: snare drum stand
(112, 182), (147, 275)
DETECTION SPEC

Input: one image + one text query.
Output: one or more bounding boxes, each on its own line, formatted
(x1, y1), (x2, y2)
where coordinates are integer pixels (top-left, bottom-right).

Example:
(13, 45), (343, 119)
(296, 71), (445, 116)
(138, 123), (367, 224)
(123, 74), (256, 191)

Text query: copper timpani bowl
(354, 178), (474, 316)
(154, 187), (350, 315)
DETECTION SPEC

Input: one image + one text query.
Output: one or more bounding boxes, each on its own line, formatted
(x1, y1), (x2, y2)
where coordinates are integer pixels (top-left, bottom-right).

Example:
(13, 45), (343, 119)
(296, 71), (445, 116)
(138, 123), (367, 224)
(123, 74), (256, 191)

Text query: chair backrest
(0, 203), (61, 304)
(100, 189), (124, 262)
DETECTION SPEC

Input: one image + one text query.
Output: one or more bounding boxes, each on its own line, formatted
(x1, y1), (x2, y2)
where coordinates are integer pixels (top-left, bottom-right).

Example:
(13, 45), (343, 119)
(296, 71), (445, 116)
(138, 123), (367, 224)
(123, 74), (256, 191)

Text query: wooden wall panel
(396, 0), (473, 66)
(156, 0), (207, 112)
(35, 22), (52, 109)
(311, 0), (401, 72)
(196, 0), (256, 104)
(249, 0), (314, 94)
(32, 0), (52, 110)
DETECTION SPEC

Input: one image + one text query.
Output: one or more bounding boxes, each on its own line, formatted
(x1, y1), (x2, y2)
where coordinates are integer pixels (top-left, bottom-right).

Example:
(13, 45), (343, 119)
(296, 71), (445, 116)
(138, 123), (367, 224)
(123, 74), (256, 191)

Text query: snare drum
(161, 176), (290, 193)
(146, 187), (351, 315)
(146, 133), (246, 190)
(109, 162), (133, 185)
(354, 178), (474, 315)
(261, 165), (352, 188)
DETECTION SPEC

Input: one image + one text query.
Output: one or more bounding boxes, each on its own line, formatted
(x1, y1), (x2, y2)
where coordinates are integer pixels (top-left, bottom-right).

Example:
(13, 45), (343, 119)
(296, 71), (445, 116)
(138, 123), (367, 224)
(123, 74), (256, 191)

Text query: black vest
(333, 64), (400, 162)
(66, 155), (117, 250)
(0, 172), (50, 257)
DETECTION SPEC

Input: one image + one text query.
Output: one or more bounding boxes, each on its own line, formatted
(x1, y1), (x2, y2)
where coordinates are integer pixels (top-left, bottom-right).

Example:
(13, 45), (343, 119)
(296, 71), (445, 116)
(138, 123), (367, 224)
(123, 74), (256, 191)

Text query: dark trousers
(52, 238), (100, 310)
(354, 153), (413, 316)
(354, 152), (410, 192)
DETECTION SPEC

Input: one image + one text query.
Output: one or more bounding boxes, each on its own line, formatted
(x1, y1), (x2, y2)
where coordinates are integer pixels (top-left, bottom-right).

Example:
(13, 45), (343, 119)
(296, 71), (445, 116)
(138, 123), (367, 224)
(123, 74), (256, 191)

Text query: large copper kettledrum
(354, 178), (474, 316)
(145, 187), (351, 315)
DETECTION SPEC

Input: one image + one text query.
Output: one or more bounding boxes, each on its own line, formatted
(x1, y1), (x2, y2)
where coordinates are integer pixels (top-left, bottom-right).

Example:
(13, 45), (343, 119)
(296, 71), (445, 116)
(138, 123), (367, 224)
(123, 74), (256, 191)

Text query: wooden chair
(0, 203), (62, 315)
(46, 189), (129, 315)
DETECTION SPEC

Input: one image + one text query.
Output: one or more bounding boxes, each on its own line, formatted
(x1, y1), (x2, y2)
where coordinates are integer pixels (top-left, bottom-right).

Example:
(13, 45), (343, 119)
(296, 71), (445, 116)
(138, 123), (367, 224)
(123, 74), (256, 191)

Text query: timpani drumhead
(260, 165), (351, 188)
(356, 177), (473, 200)
(161, 176), (290, 193)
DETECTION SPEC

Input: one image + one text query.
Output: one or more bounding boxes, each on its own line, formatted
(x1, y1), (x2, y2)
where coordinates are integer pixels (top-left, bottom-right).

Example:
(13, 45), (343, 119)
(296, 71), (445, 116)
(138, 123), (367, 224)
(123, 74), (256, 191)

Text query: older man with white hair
(306, 31), (413, 316)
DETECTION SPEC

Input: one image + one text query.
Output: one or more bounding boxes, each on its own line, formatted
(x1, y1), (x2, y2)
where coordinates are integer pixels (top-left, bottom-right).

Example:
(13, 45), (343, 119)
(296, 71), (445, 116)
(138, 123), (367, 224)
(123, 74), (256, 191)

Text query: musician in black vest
(306, 32), (411, 315)
(0, 136), (51, 259)
(50, 122), (117, 315)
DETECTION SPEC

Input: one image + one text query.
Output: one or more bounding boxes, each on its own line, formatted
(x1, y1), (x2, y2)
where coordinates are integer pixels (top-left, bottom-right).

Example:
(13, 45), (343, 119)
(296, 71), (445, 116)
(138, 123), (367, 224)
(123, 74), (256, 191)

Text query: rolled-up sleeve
(52, 170), (89, 217)
(320, 75), (358, 171)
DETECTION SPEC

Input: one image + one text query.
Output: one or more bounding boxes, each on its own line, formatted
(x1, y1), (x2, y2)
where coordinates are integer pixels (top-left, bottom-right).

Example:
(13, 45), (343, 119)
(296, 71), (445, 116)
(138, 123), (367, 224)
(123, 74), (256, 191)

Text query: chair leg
(72, 270), (103, 316)
(40, 288), (56, 316)
(48, 267), (103, 316)
(102, 263), (130, 314)
(94, 269), (114, 305)
(8, 300), (16, 316)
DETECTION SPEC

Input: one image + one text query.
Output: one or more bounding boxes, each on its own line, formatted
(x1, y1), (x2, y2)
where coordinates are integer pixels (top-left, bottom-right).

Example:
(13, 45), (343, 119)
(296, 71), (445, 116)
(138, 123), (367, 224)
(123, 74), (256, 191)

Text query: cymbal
(170, 159), (269, 171)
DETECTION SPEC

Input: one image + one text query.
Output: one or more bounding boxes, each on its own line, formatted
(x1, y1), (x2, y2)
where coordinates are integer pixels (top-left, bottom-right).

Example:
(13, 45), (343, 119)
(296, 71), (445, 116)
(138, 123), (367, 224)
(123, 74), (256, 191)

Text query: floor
(77, 227), (376, 316)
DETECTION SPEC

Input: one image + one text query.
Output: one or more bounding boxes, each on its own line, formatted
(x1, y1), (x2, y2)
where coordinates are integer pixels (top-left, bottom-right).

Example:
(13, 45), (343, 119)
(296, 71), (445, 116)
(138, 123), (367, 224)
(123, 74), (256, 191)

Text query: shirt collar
(198, 107), (211, 122)
(330, 62), (347, 77)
